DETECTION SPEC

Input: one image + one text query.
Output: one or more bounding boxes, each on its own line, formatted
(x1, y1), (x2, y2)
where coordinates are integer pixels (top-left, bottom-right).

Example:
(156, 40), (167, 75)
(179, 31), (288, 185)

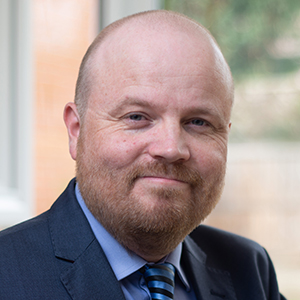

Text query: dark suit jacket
(0, 179), (286, 299)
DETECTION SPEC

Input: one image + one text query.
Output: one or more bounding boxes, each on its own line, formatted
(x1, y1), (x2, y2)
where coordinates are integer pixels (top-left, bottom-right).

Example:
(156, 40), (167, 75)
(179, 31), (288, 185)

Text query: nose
(148, 124), (191, 163)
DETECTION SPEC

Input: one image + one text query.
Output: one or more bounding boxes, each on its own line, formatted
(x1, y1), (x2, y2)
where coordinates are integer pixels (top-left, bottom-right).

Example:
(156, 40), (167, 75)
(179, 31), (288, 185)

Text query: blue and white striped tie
(141, 263), (175, 300)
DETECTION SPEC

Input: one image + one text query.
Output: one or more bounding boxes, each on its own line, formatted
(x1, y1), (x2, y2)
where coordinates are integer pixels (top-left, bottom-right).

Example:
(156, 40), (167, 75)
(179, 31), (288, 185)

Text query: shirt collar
(75, 184), (190, 290)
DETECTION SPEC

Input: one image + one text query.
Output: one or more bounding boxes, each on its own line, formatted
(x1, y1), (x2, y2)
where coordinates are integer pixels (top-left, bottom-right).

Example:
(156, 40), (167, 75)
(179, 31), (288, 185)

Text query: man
(0, 10), (286, 300)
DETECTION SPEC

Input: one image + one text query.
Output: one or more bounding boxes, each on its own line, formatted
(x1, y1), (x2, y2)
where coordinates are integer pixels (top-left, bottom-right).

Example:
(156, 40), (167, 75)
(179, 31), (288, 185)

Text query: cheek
(191, 141), (227, 177)
(96, 135), (147, 168)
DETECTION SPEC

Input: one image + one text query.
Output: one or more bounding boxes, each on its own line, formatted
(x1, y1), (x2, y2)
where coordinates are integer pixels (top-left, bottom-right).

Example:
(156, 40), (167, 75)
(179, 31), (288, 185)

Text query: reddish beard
(76, 141), (225, 260)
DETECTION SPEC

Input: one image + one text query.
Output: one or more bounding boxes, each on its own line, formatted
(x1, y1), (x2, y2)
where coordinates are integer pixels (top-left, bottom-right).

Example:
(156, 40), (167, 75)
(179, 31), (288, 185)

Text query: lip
(139, 176), (187, 185)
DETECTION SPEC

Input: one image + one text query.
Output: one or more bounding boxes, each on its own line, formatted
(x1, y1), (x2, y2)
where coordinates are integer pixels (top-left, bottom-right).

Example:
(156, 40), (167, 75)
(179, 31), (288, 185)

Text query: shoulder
(0, 210), (53, 276)
(186, 225), (285, 299)
(0, 179), (78, 298)
(187, 225), (276, 280)
(189, 224), (264, 252)
(0, 179), (77, 253)
(0, 210), (49, 245)
(188, 225), (269, 266)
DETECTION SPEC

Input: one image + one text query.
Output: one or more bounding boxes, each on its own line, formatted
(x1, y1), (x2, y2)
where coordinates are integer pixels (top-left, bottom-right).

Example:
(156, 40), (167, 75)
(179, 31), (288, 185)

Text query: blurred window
(99, 0), (162, 28)
(0, 0), (33, 228)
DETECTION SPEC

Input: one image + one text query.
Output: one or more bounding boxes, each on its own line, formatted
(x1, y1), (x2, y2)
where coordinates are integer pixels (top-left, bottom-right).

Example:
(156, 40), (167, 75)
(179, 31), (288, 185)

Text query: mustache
(126, 161), (204, 188)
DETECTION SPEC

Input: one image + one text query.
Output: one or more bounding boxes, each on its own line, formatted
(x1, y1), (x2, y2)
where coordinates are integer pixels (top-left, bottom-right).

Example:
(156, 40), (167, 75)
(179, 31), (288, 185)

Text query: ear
(63, 102), (80, 160)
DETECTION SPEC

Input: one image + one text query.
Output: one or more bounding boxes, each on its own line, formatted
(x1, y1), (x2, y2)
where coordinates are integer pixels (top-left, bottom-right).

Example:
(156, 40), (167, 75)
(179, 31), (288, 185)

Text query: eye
(191, 119), (206, 126)
(122, 112), (152, 130)
(128, 114), (145, 121)
(184, 118), (212, 133)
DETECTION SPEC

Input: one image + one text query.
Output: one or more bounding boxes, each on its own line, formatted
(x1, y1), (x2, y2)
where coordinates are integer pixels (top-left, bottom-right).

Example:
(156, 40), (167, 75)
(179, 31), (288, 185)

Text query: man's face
(74, 25), (232, 261)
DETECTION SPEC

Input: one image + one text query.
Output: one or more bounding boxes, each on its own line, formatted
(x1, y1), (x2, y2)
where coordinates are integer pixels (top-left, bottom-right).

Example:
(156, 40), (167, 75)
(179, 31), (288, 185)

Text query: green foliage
(164, 0), (300, 81)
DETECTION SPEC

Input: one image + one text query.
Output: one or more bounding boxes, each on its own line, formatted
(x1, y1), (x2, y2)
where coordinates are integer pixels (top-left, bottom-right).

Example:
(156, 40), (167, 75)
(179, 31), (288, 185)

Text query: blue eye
(129, 114), (143, 121)
(191, 119), (205, 126)
(124, 113), (151, 130)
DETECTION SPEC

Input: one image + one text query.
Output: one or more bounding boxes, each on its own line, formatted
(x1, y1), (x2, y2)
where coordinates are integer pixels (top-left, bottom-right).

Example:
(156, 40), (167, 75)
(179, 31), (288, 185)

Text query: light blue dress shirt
(75, 184), (197, 300)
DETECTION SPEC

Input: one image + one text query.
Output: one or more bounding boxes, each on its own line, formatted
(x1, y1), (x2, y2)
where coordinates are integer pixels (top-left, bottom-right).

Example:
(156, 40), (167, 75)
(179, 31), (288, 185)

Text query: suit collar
(48, 179), (126, 300)
(182, 234), (238, 300)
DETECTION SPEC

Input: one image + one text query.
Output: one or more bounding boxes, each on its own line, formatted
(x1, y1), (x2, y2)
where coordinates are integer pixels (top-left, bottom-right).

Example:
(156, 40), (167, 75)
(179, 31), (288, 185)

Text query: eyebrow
(186, 106), (222, 118)
(108, 98), (154, 115)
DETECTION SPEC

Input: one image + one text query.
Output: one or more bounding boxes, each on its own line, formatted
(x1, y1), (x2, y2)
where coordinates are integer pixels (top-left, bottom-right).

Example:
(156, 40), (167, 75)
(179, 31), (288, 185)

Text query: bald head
(74, 10), (234, 119)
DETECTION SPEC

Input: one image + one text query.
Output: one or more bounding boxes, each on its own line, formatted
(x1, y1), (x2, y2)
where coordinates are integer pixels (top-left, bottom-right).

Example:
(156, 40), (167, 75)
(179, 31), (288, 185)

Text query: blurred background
(0, 0), (299, 298)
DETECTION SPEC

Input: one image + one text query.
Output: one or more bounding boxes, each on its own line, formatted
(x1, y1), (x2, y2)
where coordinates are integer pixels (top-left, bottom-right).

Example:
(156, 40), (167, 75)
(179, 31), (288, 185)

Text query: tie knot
(141, 263), (175, 300)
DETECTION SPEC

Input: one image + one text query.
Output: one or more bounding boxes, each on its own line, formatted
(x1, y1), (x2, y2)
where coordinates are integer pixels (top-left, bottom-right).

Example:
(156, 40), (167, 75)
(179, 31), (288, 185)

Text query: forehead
(86, 19), (233, 117)
(103, 21), (215, 66)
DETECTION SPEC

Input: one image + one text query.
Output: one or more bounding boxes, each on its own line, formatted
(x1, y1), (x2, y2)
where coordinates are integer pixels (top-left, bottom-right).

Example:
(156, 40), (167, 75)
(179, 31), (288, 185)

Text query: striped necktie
(141, 263), (175, 300)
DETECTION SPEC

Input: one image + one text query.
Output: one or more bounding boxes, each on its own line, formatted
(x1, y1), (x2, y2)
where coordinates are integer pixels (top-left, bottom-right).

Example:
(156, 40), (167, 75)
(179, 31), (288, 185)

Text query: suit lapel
(60, 239), (126, 300)
(48, 179), (126, 300)
(182, 235), (238, 300)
